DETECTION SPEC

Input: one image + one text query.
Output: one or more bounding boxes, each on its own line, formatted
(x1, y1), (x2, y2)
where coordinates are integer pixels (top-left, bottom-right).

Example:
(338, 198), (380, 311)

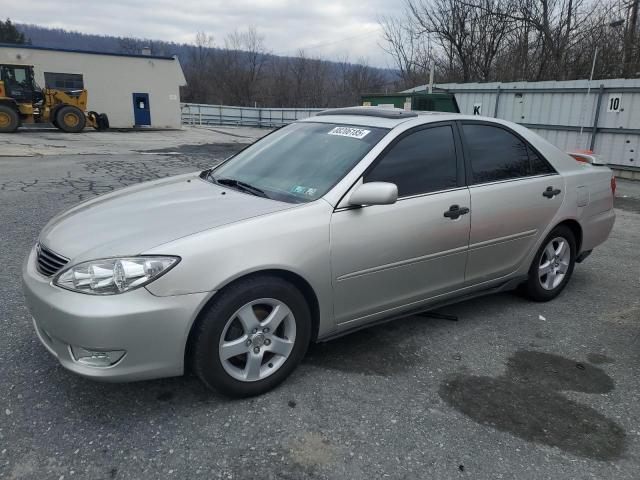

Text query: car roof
(300, 107), (497, 129)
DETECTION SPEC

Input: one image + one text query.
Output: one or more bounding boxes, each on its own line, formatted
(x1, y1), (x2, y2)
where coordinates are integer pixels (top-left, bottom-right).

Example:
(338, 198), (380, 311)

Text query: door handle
(443, 204), (470, 219)
(542, 186), (562, 198)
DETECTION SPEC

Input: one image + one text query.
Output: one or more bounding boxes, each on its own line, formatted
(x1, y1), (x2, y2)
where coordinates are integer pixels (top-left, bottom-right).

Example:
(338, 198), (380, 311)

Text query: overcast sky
(6, 0), (398, 68)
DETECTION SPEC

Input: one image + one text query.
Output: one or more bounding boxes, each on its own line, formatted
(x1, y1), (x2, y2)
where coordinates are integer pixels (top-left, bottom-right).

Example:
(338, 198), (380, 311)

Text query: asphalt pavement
(1, 129), (638, 479)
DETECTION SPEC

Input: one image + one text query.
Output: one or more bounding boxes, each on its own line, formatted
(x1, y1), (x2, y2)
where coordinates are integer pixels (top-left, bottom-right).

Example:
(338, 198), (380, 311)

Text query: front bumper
(22, 247), (210, 382)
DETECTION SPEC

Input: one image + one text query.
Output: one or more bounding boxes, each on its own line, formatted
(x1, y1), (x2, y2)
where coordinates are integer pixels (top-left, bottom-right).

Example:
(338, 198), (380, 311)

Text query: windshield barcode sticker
(328, 127), (371, 139)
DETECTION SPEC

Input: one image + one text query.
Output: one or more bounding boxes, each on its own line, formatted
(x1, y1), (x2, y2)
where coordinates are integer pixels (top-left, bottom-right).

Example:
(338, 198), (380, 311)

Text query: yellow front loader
(0, 64), (109, 133)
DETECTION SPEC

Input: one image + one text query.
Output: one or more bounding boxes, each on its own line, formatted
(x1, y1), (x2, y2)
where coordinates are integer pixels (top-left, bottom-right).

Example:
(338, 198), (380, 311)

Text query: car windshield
(204, 122), (389, 203)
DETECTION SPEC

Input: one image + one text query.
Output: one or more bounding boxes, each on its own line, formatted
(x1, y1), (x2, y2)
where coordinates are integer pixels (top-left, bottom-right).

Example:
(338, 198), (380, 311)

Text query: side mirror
(348, 182), (398, 206)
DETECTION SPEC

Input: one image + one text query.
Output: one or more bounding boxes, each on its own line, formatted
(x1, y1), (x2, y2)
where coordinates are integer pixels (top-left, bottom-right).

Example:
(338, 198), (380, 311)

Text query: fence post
(590, 84), (605, 151)
(493, 86), (501, 118)
(258, 107), (262, 128)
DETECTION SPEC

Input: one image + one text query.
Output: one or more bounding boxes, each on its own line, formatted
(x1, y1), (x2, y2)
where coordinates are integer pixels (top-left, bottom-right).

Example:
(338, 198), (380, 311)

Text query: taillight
(611, 176), (617, 196)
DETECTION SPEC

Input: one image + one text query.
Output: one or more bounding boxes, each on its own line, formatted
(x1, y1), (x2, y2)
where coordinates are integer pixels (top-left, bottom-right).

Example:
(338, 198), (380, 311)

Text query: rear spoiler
(567, 150), (608, 166)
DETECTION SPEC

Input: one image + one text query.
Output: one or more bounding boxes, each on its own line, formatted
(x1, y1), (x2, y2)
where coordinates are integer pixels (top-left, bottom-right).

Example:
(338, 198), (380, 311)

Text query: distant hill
(17, 24), (187, 57)
(14, 23), (398, 107)
(16, 23), (395, 81)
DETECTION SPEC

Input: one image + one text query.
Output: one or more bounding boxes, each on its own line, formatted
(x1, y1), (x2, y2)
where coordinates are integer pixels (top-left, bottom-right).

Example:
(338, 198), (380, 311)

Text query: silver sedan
(22, 107), (616, 397)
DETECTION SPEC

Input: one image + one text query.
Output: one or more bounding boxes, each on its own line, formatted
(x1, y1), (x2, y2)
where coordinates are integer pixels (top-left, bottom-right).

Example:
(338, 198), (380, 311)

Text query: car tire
(522, 225), (576, 302)
(190, 275), (311, 397)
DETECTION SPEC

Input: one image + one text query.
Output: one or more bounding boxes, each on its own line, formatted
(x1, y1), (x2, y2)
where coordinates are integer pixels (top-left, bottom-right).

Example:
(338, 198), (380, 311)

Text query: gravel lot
(1, 127), (639, 479)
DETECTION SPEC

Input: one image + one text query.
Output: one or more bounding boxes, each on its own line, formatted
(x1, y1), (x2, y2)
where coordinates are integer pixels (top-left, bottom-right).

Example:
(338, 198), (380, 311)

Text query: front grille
(36, 244), (69, 277)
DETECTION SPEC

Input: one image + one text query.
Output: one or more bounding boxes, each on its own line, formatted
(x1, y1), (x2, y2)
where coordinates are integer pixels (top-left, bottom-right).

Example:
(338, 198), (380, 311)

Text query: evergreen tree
(0, 18), (27, 44)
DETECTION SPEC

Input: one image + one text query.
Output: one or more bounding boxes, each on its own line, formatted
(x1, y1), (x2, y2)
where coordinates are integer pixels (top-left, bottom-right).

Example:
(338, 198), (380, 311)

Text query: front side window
(463, 124), (531, 183)
(365, 125), (458, 197)
(207, 122), (389, 203)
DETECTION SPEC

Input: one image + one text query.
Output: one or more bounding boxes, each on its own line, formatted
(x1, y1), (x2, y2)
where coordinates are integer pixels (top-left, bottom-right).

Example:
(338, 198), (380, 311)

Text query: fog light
(70, 346), (126, 367)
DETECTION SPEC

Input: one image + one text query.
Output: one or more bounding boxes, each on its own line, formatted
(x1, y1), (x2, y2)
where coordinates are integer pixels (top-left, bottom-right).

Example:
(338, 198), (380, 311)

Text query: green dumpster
(360, 92), (459, 113)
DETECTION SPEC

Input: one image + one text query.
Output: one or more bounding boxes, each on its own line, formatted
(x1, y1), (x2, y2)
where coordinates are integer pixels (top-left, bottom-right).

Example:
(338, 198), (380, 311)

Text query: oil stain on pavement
(440, 350), (626, 461)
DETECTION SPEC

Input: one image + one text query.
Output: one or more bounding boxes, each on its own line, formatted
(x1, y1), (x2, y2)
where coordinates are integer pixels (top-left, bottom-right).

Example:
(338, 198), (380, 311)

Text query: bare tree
(217, 27), (269, 106)
(181, 32), (216, 103)
(623, 0), (639, 76)
(406, 0), (517, 82)
(380, 0), (638, 86)
(379, 15), (432, 88)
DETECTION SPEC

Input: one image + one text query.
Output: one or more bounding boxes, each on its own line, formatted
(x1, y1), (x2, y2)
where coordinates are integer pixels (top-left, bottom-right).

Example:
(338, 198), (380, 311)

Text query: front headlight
(54, 256), (180, 295)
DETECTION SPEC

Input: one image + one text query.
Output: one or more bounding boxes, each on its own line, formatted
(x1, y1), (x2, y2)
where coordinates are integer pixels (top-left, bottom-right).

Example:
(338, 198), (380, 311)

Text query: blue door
(132, 93), (151, 126)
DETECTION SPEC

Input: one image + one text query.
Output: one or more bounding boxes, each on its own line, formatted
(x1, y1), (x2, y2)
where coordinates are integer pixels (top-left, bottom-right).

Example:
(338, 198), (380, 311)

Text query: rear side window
(528, 145), (555, 175)
(462, 124), (530, 183)
(365, 125), (458, 197)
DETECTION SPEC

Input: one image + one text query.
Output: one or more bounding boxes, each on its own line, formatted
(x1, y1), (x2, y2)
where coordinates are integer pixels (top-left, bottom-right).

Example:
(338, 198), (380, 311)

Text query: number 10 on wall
(607, 94), (622, 113)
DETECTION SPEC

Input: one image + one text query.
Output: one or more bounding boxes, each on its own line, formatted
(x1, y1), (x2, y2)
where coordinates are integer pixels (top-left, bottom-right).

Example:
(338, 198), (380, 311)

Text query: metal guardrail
(181, 103), (323, 128)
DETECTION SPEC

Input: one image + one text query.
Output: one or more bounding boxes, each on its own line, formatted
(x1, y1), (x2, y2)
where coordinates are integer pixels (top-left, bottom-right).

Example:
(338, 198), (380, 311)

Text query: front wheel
(55, 105), (86, 133)
(190, 275), (311, 397)
(522, 225), (576, 302)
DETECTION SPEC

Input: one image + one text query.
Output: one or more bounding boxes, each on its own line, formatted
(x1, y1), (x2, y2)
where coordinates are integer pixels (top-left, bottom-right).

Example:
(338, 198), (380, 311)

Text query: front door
(459, 122), (565, 285)
(132, 93), (151, 126)
(330, 123), (470, 327)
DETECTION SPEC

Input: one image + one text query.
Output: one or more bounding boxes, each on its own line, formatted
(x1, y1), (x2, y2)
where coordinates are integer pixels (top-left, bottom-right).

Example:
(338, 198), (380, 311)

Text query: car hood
(39, 173), (294, 262)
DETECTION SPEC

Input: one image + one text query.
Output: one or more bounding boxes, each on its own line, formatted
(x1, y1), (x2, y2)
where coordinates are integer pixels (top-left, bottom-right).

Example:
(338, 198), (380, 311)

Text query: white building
(0, 43), (186, 129)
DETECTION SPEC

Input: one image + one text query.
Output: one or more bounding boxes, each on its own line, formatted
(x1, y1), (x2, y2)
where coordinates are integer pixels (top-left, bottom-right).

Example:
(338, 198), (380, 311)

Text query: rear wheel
(522, 225), (576, 301)
(0, 105), (19, 133)
(55, 105), (86, 133)
(190, 275), (311, 397)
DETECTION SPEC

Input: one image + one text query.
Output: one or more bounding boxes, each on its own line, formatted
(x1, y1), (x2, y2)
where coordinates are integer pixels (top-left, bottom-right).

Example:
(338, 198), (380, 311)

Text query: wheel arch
(554, 218), (583, 253)
(184, 268), (321, 370)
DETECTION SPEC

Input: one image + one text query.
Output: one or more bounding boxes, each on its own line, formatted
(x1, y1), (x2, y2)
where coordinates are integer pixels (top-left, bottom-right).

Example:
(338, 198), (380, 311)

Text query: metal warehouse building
(406, 79), (640, 179)
(0, 43), (186, 129)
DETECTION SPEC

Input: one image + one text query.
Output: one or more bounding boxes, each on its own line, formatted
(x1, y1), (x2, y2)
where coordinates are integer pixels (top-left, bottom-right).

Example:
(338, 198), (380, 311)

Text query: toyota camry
(23, 107), (616, 397)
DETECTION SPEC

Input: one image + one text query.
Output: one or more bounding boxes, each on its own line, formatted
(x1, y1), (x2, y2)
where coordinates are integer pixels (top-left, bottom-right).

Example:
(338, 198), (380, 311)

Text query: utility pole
(428, 61), (435, 94)
(624, 0), (639, 77)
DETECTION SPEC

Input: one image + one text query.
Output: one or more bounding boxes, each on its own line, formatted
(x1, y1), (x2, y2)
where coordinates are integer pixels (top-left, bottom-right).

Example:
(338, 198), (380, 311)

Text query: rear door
(330, 123), (470, 326)
(459, 121), (565, 285)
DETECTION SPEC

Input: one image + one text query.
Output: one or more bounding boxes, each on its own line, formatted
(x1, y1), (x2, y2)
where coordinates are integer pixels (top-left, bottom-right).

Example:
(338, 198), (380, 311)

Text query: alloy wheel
(218, 298), (296, 382)
(538, 236), (571, 290)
